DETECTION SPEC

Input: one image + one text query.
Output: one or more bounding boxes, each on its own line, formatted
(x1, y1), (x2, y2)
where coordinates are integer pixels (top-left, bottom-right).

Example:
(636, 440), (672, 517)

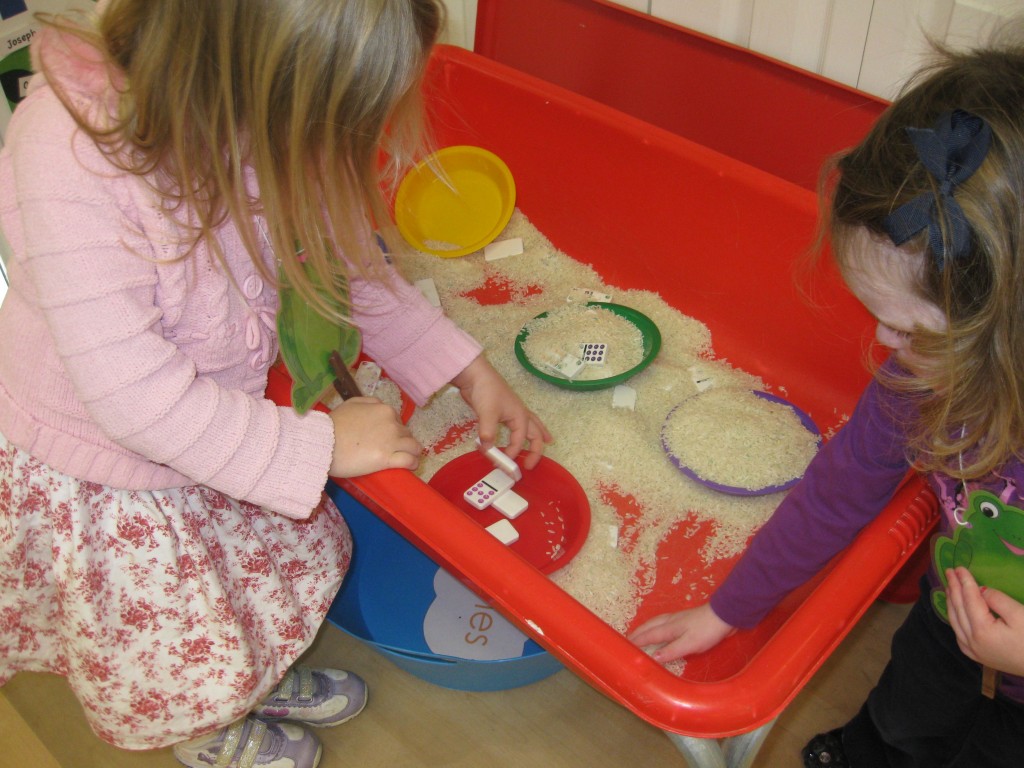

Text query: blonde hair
(823, 36), (1024, 480)
(42, 0), (445, 321)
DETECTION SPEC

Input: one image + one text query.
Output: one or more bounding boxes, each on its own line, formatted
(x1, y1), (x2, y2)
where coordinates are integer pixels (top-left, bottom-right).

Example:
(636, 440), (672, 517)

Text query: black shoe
(802, 728), (849, 767)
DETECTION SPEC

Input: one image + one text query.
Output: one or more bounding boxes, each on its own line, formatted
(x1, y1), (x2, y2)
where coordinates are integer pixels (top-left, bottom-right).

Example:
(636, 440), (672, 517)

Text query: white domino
(484, 237), (524, 261)
(578, 342), (608, 365)
(547, 354), (586, 380)
(612, 384), (637, 411)
(414, 277), (441, 307)
(476, 438), (522, 481)
(689, 364), (715, 392)
(353, 360), (382, 395)
(463, 469), (516, 510)
(485, 518), (520, 545)
(493, 489), (528, 519)
(568, 287), (613, 304)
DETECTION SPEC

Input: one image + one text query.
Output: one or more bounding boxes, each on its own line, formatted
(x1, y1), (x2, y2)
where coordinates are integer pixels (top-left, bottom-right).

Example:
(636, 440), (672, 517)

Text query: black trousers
(842, 578), (1024, 767)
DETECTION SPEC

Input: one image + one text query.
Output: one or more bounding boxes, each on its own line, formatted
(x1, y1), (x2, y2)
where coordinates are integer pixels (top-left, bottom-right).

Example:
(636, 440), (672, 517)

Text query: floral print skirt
(0, 431), (352, 750)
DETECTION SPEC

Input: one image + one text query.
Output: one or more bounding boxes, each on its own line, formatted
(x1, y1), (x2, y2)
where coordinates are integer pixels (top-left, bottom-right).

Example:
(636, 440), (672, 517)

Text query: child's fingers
(982, 587), (1023, 625)
(475, 415), (499, 450)
(387, 446), (421, 471)
(651, 637), (698, 664)
(501, 412), (551, 468)
(947, 567), (1003, 663)
(954, 567), (997, 624)
(945, 568), (972, 641)
(517, 424), (551, 469)
(389, 438), (425, 468)
(628, 621), (675, 649)
(628, 613), (672, 641)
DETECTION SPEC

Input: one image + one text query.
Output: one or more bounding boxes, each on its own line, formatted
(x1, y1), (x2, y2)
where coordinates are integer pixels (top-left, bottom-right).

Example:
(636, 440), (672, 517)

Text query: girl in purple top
(0, 2), (550, 767)
(631, 38), (1024, 768)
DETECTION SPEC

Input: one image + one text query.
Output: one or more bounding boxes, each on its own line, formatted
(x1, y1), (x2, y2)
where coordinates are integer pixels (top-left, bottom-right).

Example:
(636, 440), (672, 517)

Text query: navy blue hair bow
(882, 108), (992, 269)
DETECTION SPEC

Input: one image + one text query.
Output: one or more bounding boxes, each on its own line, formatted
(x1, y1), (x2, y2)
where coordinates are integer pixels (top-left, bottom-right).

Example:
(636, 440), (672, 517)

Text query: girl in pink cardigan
(0, 2), (550, 766)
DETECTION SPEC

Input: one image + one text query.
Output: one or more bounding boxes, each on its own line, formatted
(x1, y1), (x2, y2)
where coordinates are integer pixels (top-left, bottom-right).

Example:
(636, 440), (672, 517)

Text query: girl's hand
(451, 355), (552, 469)
(328, 397), (422, 477)
(628, 603), (736, 663)
(946, 566), (1024, 676)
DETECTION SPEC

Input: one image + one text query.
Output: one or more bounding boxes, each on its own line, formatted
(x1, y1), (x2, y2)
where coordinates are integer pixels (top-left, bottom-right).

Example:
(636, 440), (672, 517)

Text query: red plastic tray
(474, 0), (888, 191)
(299, 46), (937, 738)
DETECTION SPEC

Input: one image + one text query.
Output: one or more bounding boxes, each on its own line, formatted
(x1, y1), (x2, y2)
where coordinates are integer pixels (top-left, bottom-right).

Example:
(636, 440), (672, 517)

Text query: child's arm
(946, 566), (1024, 676)
(349, 264), (483, 404)
(350, 260), (552, 466)
(629, 376), (912, 662)
(628, 603), (735, 662)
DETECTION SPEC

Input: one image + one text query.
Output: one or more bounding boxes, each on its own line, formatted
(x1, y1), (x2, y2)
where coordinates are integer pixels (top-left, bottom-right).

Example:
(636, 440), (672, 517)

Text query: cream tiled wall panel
(747, 0), (876, 89)
(749, 0), (835, 74)
(858, 0), (956, 98)
(854, 0), (1017, 98)
(463, 0), (1022, 100)
(441, 0), (478, 50)
(650, 0), (755, 47)
(819, 0), (875, 88)
(607, 0), (651, 11)
(946, 0), (1023, 48)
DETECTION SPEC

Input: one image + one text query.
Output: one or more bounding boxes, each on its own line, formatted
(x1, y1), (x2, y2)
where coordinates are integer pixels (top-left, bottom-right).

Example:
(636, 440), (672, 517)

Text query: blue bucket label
(423, 568), (529, 661)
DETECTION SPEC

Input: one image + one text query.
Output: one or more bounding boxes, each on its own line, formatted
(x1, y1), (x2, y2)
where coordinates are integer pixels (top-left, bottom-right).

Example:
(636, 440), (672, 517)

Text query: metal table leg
(664, 719), (776, 768)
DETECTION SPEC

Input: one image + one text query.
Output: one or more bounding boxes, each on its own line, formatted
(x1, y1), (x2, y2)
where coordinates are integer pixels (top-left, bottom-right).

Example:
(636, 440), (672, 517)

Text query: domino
(547, 353), (586, 380)
(353, 360), (382, 395)
(689, 364), (715, 392)
(463, 469), (516, 510)
(415, 277), (441, 307)
(612, 384), (637, 411)
(567, 287), (613, 304)
(578, 342), (608, 365)
(476, 437), (522, 481)
(485, 519), (520, 545)
(493, 489), (528, 519)
(484, 237), (524, 261)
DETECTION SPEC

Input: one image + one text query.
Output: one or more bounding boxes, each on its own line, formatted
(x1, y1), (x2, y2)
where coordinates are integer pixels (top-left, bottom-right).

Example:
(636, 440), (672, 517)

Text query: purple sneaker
(253, 667), (368, 728)
(173, 716), (321, 768)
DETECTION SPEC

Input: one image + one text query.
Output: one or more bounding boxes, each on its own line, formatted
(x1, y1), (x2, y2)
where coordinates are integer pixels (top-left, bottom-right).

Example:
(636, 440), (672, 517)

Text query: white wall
(446, 0), (1022, 100)
(440, 0), (479, 50)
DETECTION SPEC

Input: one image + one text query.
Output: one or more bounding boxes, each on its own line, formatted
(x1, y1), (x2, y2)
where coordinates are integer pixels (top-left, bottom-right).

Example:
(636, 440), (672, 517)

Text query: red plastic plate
(428, 451), (591, 574)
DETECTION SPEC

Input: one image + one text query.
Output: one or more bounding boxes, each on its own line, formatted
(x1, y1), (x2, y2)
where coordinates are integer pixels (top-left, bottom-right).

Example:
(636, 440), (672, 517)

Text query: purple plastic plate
(661, 390), (822, 496)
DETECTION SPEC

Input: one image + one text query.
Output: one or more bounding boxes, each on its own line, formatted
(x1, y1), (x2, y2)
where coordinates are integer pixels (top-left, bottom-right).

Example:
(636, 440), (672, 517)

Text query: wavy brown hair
(41, 0), (445, 321)
(822, 34), (1024, 480)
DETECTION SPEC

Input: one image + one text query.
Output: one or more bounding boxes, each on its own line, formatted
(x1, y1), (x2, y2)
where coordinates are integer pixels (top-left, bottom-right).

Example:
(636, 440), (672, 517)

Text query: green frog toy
(932, 490), (1024, 621)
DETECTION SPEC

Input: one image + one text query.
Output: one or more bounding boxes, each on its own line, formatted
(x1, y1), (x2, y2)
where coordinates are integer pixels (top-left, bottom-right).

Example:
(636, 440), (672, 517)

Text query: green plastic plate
(514, 302), (661, 391)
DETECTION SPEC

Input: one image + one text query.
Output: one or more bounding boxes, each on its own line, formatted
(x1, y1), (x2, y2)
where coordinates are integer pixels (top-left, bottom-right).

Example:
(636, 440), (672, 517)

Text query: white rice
(662, 388), (819, 490)
(392, 210), (831, 651)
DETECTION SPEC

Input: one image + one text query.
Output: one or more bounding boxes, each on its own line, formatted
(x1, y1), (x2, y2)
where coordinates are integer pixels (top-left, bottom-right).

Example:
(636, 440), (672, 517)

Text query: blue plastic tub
(326, 482), (563, 691)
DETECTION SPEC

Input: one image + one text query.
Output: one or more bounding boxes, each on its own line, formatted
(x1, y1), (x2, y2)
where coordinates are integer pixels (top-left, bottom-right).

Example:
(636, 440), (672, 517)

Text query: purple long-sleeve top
(710, 365), (1024, 702)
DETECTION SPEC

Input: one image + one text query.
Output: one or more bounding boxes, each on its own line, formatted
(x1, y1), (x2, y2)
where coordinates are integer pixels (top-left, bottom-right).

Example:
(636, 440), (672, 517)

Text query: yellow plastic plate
(395, 146), (516, 258)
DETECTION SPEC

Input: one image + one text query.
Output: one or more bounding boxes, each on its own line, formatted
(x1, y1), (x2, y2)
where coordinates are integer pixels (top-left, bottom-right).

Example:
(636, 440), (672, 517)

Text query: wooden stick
(982, 665), (999, 699)
(329, 351), (363, 401)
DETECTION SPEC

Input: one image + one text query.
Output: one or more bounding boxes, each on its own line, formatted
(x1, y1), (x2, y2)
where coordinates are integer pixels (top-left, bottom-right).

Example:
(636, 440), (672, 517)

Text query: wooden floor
(0, 599), (909, 768)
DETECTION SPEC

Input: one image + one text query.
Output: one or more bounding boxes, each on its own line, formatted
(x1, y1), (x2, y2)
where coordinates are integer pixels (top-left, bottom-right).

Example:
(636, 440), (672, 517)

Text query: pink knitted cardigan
(0, 28), (482, 519)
